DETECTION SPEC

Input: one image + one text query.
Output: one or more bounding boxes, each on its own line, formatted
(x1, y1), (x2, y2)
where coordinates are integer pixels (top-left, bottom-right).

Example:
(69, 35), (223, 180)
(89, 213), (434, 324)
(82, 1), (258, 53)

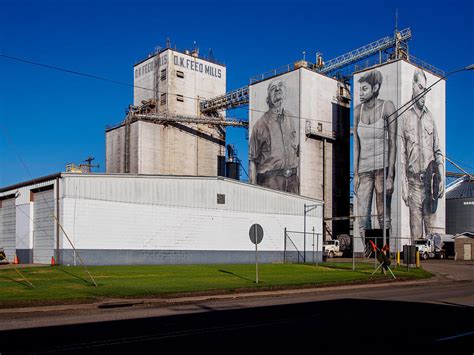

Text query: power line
(0, 53), (342, 125)
(0, 54), (199, 102)
(0, 122), (97, 286)
(446, 156), (474, 171)
(2, 53), (471, 171)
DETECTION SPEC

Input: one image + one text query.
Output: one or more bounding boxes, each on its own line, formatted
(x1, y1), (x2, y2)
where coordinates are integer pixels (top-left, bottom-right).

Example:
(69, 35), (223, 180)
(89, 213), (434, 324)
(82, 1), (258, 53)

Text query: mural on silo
(249, 72), (300, 194)
(354, 61), (446, 252)
(399, 64), (445, 241)
(353, 65), (398, 246)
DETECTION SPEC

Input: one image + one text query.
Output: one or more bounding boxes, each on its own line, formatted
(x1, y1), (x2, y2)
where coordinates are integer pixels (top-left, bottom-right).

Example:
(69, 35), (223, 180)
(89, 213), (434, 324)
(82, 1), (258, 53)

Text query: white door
(0, 198), (16, 261)
(33, 189), (55, 264)
(464, 244), (472, 261)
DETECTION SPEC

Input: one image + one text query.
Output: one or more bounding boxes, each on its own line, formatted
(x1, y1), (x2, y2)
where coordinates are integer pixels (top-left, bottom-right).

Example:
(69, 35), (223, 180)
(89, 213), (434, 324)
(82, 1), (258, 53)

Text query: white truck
(323, 240), (343, 258)
(415, 234), (454, 260)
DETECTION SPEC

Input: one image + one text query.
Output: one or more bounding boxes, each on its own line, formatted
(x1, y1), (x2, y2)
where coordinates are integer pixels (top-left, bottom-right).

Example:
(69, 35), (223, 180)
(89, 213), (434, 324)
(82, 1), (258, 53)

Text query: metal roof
(446, 178), (474, 199)
(0, 172), (323, 204)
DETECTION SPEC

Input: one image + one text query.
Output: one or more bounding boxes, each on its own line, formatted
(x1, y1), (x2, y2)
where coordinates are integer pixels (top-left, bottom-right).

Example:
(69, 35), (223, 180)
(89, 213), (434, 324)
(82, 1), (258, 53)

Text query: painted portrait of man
(401, 69), (444, 241)
(249, 79), (300, 194)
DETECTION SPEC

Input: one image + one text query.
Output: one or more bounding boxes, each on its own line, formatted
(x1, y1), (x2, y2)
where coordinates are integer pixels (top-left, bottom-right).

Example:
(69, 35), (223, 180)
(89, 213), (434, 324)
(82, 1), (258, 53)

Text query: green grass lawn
(0, 263), (432, 306)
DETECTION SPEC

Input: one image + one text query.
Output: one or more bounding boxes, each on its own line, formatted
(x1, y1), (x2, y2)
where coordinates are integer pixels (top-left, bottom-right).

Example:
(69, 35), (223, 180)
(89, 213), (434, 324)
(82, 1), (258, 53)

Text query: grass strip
(0, 263), (432, 306)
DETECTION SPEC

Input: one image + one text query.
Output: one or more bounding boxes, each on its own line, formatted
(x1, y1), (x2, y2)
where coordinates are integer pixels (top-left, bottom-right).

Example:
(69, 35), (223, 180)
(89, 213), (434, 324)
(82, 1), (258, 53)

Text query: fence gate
(283, 229), (322, 264)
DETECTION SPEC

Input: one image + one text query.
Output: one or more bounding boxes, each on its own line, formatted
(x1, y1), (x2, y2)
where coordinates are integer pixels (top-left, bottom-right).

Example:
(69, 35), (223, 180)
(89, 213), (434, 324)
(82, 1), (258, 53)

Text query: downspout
(322, 138), (326, 242)
(56, 176), (60, 265)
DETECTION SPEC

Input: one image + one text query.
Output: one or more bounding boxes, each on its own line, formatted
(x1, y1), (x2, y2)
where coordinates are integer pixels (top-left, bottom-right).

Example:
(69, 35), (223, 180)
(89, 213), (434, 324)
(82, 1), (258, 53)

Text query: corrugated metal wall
(0, 178), (58, 264)
(1, 174), (322, 264)
(61, 174), (322, 218)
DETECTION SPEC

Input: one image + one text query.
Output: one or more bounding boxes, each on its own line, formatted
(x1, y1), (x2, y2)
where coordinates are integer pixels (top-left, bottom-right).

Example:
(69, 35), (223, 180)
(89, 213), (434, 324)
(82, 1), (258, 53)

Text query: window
(217, 194), (225, 204)
(176, 71), (184, 78)
(176, 95), (184, 102)
(160, 69), (166, 81)
(339, 86), (344, 96)
(160, 93), (166, 105)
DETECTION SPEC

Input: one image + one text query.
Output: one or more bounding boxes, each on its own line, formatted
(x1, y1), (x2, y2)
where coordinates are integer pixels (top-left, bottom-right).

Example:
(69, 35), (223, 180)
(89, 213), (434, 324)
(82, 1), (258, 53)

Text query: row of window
(159, 69), (185, 105)
(160, 69), (185, 81)
(160, 94), (184, 105)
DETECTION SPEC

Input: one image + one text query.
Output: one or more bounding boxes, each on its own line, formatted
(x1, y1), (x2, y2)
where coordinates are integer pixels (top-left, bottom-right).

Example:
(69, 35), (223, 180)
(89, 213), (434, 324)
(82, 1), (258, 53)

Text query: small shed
(454, 232), (474, 261)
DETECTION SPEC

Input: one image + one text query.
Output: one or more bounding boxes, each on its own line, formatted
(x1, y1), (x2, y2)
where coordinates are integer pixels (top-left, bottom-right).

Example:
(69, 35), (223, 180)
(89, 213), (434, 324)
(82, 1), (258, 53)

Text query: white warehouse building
(0, 173), (322, 265)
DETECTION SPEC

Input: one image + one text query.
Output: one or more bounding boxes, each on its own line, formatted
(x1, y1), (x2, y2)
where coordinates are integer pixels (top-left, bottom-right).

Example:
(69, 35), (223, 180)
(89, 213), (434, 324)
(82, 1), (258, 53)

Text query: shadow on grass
(218, 270), (256, 283)
(0, 274), (34, 288)
(58, 267), (97, 286)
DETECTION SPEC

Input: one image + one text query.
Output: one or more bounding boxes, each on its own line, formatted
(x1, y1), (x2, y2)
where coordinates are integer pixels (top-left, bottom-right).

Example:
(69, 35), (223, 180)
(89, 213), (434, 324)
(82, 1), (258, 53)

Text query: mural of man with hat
(401, 68), (444, 241)
(249, 79), (299, 194)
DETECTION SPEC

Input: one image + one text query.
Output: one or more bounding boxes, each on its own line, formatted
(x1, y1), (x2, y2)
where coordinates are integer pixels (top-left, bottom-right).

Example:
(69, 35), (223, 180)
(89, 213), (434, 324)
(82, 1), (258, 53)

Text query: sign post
(249, 224), (264, 284)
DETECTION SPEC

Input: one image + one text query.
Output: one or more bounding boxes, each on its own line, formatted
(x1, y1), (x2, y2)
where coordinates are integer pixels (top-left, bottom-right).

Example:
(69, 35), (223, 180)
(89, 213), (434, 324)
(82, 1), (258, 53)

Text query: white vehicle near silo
(323, 240), (343, 258)
(415, 234), (454, 260)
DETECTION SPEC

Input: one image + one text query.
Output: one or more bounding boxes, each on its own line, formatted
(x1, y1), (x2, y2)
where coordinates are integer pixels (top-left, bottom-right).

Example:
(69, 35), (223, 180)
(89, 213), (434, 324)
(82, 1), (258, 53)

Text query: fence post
(304, 204), (307, 263)
(316, 232), (319, 266)
(283, 227), (287, 264)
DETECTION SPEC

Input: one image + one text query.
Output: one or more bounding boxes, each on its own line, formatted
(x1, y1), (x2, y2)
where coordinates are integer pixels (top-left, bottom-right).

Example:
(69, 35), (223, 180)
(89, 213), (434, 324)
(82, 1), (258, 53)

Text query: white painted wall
(133, 56), (155, 106)
(137, 120), (163, 174)
(167, 49), (226, 116)
(60, 198), (312, 252)
(105, 126), (125, 173)
(133, 48), (226, 116)
(15, 203), (32, 250)
(59, 174), (323, 253)
(300, 69), (340, 221)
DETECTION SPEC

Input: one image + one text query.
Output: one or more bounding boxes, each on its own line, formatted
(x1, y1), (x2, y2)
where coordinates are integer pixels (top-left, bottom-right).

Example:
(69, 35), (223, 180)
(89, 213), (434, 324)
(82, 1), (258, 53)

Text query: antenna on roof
(166, 37), (171, 48)
(192, 41), (199, 57)
(208, 48), (215, 61)
(395, 8), (398, 34)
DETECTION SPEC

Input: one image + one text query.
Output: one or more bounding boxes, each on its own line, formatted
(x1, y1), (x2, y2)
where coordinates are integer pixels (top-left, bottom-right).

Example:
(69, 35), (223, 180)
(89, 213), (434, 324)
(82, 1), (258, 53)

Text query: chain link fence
(283, 229), (323, 264)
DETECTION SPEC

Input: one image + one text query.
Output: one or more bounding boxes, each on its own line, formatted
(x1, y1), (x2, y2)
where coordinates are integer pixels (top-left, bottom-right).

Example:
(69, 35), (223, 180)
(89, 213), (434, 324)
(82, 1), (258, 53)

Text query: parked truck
(323, 240), (343, 258)
(415, 234), (455, 260)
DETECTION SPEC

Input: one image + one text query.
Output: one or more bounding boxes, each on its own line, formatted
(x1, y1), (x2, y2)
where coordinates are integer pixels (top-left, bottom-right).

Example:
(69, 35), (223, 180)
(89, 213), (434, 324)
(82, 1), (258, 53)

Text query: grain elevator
(106, 46), (227, 176)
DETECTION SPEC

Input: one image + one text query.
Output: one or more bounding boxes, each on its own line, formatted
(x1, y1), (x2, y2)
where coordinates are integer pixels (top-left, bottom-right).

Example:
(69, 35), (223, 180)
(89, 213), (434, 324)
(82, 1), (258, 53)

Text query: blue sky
(1, 0), (473, 186)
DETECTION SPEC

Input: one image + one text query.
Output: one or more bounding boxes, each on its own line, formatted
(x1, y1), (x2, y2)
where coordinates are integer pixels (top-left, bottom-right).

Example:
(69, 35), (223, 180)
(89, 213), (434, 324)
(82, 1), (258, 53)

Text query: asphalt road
(0, 260), (472, 354)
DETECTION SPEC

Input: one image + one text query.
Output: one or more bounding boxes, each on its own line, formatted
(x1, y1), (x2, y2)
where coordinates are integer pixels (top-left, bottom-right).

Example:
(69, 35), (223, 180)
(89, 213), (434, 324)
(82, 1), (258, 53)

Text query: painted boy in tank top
(354, 69), (397, 239)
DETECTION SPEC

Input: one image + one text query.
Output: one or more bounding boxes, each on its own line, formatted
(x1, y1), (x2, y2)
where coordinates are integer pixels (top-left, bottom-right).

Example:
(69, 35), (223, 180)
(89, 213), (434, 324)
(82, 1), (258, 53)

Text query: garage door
(33, 189), (55, 264)
(0, 198), (16, 261)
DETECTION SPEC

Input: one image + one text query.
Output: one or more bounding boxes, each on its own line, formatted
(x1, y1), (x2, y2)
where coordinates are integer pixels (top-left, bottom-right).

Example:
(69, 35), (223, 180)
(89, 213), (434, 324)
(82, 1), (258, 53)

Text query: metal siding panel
(62, 175), (322, 216)
(0, 199), (16, 260)
(33, 189), (55, 264)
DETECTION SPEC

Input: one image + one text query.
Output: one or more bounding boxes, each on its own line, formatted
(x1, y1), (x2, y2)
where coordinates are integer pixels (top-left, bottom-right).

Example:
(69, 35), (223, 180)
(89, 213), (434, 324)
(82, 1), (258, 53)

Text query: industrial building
(106, 46), (232, 177)
(0, 173), (322, 265)
(446, 176), (474, 235)
(454, 232), (474, 261)
(105, 43), (352, 240)
(248, 63), (350, 238)
(1, 27), (456, 266)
